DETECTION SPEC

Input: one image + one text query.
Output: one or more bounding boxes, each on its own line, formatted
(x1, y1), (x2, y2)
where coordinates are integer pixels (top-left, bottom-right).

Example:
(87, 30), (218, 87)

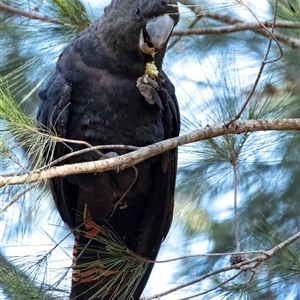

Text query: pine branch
(0, 2), (61, 24)
(177, 0), (300, 49)
(2, 2), (299, 49)
(172, 20), (300, 34)
(0, 1), (91, 31)
(0, 118), (299, 189)
(143, 230), (300, 299)
(172, 21), (300, 49)
(0, 252), (58, 300)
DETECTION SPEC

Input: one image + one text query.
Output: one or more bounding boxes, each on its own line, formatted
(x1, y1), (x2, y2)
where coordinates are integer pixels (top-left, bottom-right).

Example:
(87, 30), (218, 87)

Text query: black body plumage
(37, 0), (179, 299)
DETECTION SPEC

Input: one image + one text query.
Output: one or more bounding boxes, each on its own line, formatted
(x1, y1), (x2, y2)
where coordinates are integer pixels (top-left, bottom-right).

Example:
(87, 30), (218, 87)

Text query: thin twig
(225, 0), (282, 126)
(0, 183), (38, 214)
(143, 230), (300, 299)
(109, 165), (139, 218)
(142, 263), (242, 300)
(232, 158), (240, 252)
(151, 250), (264, 264)
(25, 125), (104, 157)
(264, 230), (300, 256)
(178, 270), (244, 300)
(5, 152), (30, 173)
(177, 1), (300, 49)
(0, 2), (61, 24)
(36, 144), (139, 172)
(244, 268), (256, 285)
(168, 10), (203, 49)
(173, 26), (300, 49)
(172, 20), (300, 35)
(142, 258), (256, 300)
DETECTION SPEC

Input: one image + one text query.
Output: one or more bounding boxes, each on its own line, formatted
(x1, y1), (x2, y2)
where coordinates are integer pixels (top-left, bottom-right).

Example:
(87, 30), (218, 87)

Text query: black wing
(37, 71), (78, 227)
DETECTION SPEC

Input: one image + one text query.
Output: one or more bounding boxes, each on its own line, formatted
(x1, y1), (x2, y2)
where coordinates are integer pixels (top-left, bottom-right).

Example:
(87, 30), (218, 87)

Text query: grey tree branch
(172, 21), (300, 35)
(172, 22), (300, 49)
(0, 118), (299, 187)
(177, 270), (244, 300)
(0, 2), (60, 24)
(2, 2), (300, 48)
(177, 0), (300, 49)
(143, 230), (300, 300)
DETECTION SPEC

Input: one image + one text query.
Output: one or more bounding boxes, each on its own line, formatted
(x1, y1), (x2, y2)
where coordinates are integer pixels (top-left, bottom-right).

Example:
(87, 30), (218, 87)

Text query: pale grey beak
(139, 14), (174, 56)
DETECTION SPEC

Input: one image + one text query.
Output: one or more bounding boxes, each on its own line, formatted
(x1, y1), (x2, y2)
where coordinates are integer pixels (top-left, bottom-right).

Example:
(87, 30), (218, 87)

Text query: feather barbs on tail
(70, 203), (150, 299)
(83, 203), (101, 239)
(72, 203), (118, 284)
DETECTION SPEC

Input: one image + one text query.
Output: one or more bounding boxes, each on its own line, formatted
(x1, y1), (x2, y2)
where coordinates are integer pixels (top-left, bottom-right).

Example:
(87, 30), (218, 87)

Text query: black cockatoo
(37, 0), (180, 299)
